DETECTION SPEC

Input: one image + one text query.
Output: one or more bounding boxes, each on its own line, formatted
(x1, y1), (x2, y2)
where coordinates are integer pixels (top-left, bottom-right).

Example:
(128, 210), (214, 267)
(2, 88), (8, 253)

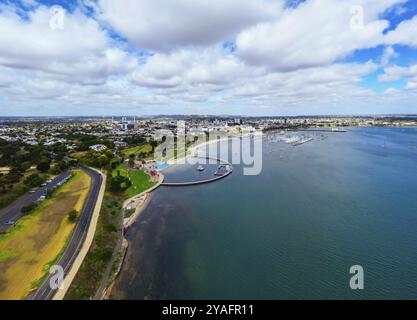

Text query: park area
(0, 169), (91, 299)
(112, 163), (156, 198)
(122, 144), (152, 157)
(64, 146), (157, 299)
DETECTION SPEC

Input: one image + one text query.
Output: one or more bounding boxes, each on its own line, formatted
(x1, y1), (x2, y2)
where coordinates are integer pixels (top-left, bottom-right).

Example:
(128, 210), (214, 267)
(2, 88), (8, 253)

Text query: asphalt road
(0, 171), (72, 234)
(28, 166), (103, 300)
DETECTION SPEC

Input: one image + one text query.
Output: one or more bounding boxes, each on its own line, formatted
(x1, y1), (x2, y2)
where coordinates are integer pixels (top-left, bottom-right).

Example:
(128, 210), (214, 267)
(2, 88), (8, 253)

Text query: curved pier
(161, 156), (233, 187)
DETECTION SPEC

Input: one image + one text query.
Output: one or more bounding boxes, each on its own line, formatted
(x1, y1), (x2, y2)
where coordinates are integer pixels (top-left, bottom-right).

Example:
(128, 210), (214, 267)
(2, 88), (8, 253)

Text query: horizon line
(1, 113), (417, 119)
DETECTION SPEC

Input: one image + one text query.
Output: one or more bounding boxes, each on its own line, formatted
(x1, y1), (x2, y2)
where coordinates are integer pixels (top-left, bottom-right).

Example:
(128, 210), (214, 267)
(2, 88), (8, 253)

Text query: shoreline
(167, 131), (258, 166)
(123, 193), (152, 230)
(104, 126), (417, 300)
(99, 174), (164, 300)
(101, 132), (258, 299)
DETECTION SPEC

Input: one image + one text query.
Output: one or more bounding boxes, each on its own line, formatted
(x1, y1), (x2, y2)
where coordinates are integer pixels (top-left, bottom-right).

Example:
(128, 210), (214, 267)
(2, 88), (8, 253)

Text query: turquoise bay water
(111, 127), (417, 299)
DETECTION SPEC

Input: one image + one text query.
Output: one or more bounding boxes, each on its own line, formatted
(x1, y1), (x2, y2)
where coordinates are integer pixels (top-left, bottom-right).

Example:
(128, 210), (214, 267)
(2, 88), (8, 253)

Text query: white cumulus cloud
(235, 0), (404, 71)
(97, 0), (283, 51)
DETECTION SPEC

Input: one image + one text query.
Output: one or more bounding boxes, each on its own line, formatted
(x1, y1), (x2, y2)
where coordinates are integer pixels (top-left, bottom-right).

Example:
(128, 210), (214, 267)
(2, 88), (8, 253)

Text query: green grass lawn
(122, 144), (152, 157)
(113, 163), (156, 198)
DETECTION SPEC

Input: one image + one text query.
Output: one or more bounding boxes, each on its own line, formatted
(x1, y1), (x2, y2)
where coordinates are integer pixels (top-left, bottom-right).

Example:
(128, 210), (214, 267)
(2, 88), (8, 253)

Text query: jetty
(161, 156), (233, 187)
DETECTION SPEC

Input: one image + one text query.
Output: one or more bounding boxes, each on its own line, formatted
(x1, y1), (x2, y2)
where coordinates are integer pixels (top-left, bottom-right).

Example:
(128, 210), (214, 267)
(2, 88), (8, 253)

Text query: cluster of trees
(0, 140), (69, 168)
(0, 140), (22, 166)
(150, 139), (158, 153)
(0, 139), (73, 209)
(23, 173), (46, 189)
(109, 172), (132, 192)
(49, 161), (69, 175)
(1, 167), (23, 185)
(128, 154), (135, 167)
(0, 165), (27, 207)
(110, 159), (120, 170)
(137, 149), (152, 159)
(106, 141), (162, 193)
(123, 135), (146, 146)
(36, 157), (51, 173)
(79, 150), (112, 169)
(73, 141), (134, 192)
(65, 133), (114, 151)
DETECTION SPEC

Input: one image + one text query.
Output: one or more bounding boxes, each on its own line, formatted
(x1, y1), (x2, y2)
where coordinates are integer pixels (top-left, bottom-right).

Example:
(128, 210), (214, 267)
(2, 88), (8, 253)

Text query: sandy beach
(167, 132), (258, 166)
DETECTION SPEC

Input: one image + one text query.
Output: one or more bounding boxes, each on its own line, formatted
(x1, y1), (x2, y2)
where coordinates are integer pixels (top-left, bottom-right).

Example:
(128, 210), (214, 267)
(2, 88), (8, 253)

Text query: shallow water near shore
(111, 127), (417, 299)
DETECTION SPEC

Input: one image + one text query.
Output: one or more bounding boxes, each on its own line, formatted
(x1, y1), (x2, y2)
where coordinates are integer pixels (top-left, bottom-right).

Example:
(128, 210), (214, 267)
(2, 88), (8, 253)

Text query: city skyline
(1, 0), (417, 116)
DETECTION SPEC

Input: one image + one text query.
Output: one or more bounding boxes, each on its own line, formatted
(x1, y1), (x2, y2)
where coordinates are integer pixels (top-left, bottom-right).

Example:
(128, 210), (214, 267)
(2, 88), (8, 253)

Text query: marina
(266, 131), (315, 146)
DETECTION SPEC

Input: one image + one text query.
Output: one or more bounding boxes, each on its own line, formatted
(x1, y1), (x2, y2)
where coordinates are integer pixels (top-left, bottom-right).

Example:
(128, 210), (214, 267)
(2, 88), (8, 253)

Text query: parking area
(0, 171), (72, 233)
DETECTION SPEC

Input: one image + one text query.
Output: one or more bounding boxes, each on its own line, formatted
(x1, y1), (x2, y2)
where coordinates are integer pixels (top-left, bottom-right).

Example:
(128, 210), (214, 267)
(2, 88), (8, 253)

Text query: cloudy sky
(1, 0), (417, 116)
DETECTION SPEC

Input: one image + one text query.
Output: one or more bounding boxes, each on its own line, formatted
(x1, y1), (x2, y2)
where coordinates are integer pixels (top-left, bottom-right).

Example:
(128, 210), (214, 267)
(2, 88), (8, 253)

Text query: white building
(90, 144), (107, 152)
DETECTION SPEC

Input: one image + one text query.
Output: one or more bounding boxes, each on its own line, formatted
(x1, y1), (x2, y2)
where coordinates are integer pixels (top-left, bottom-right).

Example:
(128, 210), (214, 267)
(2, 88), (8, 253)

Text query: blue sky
(0, 0), (417, 116)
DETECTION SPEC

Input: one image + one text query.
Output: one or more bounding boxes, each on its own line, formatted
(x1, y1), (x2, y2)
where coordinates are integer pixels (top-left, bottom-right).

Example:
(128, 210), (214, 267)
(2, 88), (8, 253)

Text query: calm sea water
(111, 127), (417, 300)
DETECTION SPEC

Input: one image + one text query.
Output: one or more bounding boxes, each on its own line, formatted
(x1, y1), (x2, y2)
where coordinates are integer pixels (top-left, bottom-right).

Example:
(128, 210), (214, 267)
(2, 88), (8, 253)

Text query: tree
(57, 160), (69, 171)
(105, 224), (117, 233)
(23, 173), (46, 188)
(80, 151), (110, 169)
(138, 151), (148, 159)
(28, 145), (44, 164)
(123, 135), (145, 145)
(110, 175), (131, 192)
(48, 165), (61, 175)
(68, 210), (79, 223)
(9, 166), (24, 177)
(110, 159), (119, 170)
(48, 160), (68, 175)
(21, 203), (38, 215)
(37, 158), (51, 173)
(69, 159), (78, 167)
(149, 139), (158, 153)
(97, 154), (109, 168)
(21, 161), (32, 171)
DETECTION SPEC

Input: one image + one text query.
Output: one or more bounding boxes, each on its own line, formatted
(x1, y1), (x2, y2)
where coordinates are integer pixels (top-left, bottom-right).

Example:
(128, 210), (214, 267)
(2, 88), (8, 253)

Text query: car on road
(4, 220), (15, 226)
(41, 183), (47, 187)
(29, 190), (36, 193)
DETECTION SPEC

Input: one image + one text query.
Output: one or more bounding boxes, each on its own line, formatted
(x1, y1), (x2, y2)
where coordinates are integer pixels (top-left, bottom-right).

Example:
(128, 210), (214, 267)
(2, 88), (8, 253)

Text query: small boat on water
(331, 128), (347, 132)
(196, 165), (205, 171)
(293, 137), (313, 146)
